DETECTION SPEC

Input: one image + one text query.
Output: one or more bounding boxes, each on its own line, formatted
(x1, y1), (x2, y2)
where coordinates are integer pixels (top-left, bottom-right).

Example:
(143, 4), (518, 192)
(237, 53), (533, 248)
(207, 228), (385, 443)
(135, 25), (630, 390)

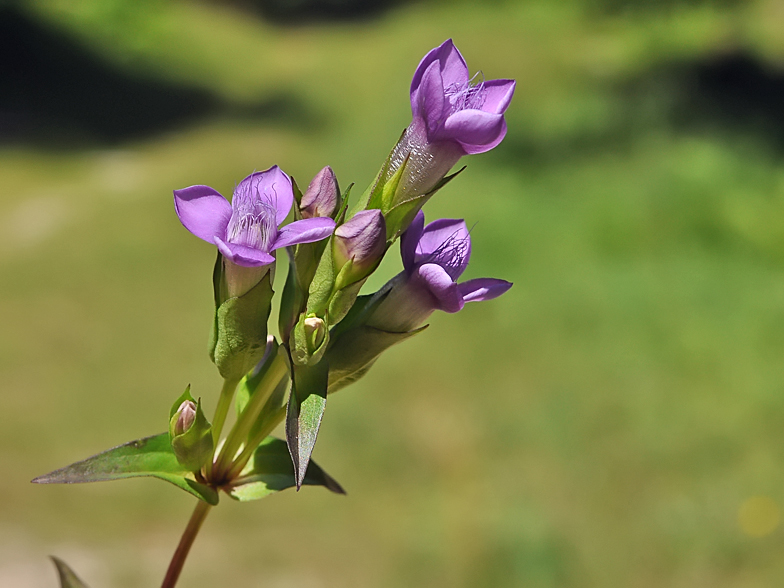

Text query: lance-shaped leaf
(225, 437), (344, 501)
(285, 360), (329, 489)
(51, 557), (90, 588)
(32, 434), (219, 505)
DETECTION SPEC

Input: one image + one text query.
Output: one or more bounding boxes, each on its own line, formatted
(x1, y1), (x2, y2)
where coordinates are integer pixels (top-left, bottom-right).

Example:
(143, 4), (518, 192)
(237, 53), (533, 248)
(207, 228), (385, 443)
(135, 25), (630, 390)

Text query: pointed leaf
(51, 557), (90, 588)
(32, 434), (219, 505)
(286, 360), (329, 489)
(226, 437), (344, 501)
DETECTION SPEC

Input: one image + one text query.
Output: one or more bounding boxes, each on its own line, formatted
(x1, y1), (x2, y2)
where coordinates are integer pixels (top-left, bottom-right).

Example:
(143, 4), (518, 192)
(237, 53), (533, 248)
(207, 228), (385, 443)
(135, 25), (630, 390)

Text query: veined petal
(414, 263), (464, 313)
(236, 166), (293, 226)
(417, 218), (471, 280)
(442, 109), (505, 148)
(411, 39), (469, 104)
(271, 217), (335, 250)
(215, 236), (276, 267)
(458, 278), (513, 303)
(481, 79), (516, 114)
(174, 185), (232, 243)
(400, 210), (425, 273)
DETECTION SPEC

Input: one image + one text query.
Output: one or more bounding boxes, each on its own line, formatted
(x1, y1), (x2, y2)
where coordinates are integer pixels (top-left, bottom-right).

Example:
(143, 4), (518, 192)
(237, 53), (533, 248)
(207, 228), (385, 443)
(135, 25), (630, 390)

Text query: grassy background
(3, 0), (784, 586)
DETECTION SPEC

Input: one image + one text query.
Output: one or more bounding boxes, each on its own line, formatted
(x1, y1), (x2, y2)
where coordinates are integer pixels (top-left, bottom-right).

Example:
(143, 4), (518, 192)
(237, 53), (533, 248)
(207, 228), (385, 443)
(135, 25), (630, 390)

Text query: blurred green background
(3, 0), (784, 586)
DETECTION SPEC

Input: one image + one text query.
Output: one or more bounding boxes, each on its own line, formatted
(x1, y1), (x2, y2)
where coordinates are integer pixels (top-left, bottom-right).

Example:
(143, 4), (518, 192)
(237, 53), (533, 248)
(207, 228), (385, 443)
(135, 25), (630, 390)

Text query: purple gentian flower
(174, 166), (335, 296)
(385, 39), (516, 202)
(368, 211), (512, 332)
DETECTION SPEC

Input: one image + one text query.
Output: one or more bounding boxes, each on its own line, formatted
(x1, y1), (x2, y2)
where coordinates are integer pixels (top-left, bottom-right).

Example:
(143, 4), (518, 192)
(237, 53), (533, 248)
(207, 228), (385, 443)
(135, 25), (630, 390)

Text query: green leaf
(212, 270), (274, 381)
(226, 437), (344, 501)
(51, 557), (90, 588)
(32, 434), (219, 505)
(285, 360), (329, 489)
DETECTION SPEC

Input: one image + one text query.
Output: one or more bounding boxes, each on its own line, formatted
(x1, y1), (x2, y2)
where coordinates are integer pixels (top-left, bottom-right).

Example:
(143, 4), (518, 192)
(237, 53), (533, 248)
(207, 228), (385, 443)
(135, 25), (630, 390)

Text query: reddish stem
(160, 500), (212, 588)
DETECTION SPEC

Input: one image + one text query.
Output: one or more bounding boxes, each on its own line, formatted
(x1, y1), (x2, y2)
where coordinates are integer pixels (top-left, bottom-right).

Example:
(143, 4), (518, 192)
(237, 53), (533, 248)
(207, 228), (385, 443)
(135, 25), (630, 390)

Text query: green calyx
(210, 256), (275, 382)
(291, 313), (329, 366)
(168, 386), (214, 473)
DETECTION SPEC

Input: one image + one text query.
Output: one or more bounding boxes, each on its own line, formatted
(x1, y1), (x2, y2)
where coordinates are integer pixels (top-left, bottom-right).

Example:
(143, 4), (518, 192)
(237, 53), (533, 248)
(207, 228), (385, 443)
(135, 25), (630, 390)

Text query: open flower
(368, 210), (512, 332)
(380, 39), (516, 220)
(175, 166), (335, 296)
(410, 39), (516, 155)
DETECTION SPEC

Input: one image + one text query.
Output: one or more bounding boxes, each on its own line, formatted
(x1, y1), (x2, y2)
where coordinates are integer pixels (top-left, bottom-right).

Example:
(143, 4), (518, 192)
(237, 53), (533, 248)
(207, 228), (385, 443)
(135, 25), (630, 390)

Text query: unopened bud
(173, 400), (197, 436)
(301, 166), (340, 219)
(291, 314), (329, 366)
(333, 209), (386, 288)
(304, 316), (326, 352)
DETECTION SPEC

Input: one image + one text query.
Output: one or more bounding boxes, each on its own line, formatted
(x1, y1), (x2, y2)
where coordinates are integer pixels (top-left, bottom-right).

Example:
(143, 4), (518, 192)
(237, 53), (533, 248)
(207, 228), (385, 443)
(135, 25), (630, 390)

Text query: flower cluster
(36, 39), (516, 588)
(169, 39), (514, 484)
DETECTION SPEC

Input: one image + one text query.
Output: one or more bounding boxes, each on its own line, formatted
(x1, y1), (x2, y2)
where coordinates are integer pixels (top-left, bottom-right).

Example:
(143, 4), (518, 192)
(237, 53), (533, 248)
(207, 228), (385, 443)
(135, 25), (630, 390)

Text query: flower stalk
(160, 500), (212, 588)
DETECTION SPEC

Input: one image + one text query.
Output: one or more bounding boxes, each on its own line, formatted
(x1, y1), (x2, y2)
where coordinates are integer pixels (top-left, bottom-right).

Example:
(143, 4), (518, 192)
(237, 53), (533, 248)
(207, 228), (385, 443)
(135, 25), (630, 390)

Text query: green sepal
(377, 152), (410, 214)
(32, 434), (219, 505)
(328, 279), (365, 326)
(336, 184), (352, 223)
(169, 385), (194, 421)
(353, 128), (405, 216)
(285, 359), (329, 489)
(326, 325), (427, 394)
(168, 388), (214, 473)
(291, 176), (304, 208)
(306, 235), (337, 315)
(211, 270), (274, 381)
(225, 437), (344, 501)
(51, 557), (90, 588)
(383, 166), (467, 240)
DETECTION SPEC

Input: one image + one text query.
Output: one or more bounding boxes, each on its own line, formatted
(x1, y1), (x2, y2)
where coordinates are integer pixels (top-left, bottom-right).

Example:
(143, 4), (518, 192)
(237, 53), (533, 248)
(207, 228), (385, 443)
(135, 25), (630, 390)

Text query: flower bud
(169, 388), (214, 472)
(300, 166), (340, 219)
(304, 316), (327, 351)
(173, 400), (197, 436)
(291, 314), (329, 366)
(333, 209), (386, 289)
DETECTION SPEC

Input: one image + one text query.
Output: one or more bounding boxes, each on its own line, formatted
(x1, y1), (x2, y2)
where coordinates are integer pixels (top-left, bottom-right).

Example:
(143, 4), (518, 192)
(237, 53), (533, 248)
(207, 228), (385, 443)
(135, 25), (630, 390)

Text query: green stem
(212, 378), (239, 446)
(206, 377), (239, 479)
(160, 500), (212, 588)
(213, 354), (289, 481)
(225, 406), (287, 480)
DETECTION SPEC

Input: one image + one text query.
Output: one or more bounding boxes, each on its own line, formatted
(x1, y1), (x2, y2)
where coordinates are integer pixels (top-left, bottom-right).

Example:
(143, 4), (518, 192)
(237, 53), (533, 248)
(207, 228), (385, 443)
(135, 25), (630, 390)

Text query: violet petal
(410, 39), (468, 103)
(271, 217), (336, 251)
(481, 79), (517, 114)
(400, 210), (425, 273)
(215, 236), (276, 267)
(443, 109), (506, 147)
(417, 218), (471, 280)
(415, 263), (464, 313)
(173, 185), (232, 243)
(458, 278), (513, 302)
(236, 166), (293, 226)
(458, 118), (508, 155)
(417, 60), (447, 137)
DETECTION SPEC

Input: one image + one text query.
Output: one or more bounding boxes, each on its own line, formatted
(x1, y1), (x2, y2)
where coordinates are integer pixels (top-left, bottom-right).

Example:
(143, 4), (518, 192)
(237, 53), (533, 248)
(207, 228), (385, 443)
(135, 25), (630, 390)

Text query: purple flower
(382, 40), (515, 206)
(368, 211), (512, 332)
(174, 166), (335, 295)
(410, 39), (516, 155)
